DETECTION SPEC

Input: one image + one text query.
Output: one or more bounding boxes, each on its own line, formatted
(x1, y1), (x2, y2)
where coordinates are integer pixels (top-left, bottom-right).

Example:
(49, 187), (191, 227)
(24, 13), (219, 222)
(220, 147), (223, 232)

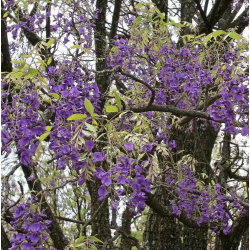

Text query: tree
(1, 0), (249, 250)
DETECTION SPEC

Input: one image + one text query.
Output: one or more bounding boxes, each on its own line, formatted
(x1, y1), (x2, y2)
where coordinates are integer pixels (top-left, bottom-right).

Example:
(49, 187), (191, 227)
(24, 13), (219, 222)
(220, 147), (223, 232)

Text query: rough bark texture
(152, 0), (168, 20)
(241, 227), (249, 250)
(219, 216), (249, 250)
(143, 188), (181, 249)
(120, 206), (133, 250)
(1, 224), (12, 250)
(1, 8), (13, 73)
(86, 180), (111, 247)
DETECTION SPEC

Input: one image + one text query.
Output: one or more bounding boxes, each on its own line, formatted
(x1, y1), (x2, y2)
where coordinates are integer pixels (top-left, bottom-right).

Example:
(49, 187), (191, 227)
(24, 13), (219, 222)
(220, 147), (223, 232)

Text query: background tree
(1, 1), (249, 250)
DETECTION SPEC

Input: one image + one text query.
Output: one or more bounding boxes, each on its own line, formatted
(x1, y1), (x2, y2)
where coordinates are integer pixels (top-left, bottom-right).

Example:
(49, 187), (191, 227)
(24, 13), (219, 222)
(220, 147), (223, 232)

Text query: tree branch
(118, 68), (155, 106)
(109, 0), (122, 42)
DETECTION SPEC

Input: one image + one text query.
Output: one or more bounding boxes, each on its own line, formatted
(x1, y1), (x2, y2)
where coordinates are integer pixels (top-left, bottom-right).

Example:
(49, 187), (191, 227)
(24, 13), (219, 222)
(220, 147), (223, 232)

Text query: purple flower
(21, 243), (33, 250)
(101, 176), (112, 186)
(20, 150), (32, 166)
(85, 140), (94, 151)
(98, 185), (108, 200)
(143, 144), (153, 153)
(27, 233), (40, 243)
(93, 151), (106, 163)
(117, 175), (126, 185)
(124, 142), (133, 152)
(28, 175), (34, 181)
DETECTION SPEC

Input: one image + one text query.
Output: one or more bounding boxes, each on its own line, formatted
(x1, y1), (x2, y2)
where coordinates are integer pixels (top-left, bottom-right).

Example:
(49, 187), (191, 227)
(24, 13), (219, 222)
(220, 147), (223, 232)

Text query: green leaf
(14, 72), (25, 77)
(49, 93), (60, 99)
(46, 126), (52, 131)
(47, 57), (52, 65)
(228, 32), (242, 41)
(85, 123), (97, 133)
(133, 16), (142, 24)
(23, 75), (33, 81)
(3, 11), (9, 18)
(74, 236), (85, 245)
(114, 91), (122, 110)
(39, 131), (50, 142)
(47, 38), (55, 48)
(11, 60), (23, 64)
(82, 130), (92, 137)
(106, 105), (118, 113)
(203, 30), (226, 44)
(84, 98), (94, 115)
(71, 44), (81, 49)
(222, 65), (226, 71)
(67, 114), (87, 121)
(28, 68), (38, 75)
(22, 54), (32, 58)
(199, 52), (205, 62)
(89, 236), (103, 243)
(135, 2), (143, 8)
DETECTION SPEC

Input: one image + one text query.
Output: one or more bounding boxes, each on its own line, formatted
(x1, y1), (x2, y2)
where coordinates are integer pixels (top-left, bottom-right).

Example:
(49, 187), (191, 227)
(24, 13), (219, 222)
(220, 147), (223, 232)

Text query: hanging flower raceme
(9, 196), (54, 250)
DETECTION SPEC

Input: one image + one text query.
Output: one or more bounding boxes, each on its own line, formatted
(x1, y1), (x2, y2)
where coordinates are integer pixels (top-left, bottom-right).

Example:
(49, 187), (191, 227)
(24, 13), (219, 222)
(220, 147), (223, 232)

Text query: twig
(2, 164), (20, 179)
(118, 67), (155, 106)
(82, 196), (108, 231)
(55, 215), (87, 225)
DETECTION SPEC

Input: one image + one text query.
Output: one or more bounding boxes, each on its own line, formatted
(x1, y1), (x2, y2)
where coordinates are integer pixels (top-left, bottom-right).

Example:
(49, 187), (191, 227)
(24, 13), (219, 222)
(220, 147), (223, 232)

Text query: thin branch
(109, 0), (122, 41)
(118, 68), (155, 106)
(3, 164), (20, 179)
(55, 216), (87, 225)
(193, 0), (211, 32)
(82, 196), (108, 231)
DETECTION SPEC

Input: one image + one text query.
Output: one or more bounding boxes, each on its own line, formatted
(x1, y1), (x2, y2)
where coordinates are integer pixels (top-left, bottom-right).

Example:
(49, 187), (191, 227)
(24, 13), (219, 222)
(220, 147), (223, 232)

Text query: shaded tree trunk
(143, 188), (181, 249)
(241, 227), (249, 250)
(1, 224), (12, 250)
(120, 206), (133, 250)
(86, 180), (111, 247)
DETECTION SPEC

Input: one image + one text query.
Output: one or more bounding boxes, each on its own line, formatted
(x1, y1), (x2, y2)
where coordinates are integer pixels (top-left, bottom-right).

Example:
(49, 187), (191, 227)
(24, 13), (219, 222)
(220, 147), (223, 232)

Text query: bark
(120, 206), (133, 250)
(86, 180), (111, 248)
(1, 224), (12, 250)
(219, 216), (249, 250)
(1, 6), (12, 73)
(152, 0), (168, 20)
(143, 188), (181, 249)
(240, 227), (249, 250)
(86, 1), (112, 248)
(181, 0), (196, 35)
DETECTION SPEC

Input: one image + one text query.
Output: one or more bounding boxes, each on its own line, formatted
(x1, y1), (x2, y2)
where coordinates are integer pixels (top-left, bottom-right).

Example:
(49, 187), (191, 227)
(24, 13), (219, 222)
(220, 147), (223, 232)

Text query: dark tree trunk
(1, 9), (13, 73)
(120, 206), (133, 250)
(215, 236), (222, 250)
(1, 224), (12, 250)
(86, 180), (111, 247)
(241, 227), (249, 250)
(182, 227), (208, 250)
(143, 189), (181, 249)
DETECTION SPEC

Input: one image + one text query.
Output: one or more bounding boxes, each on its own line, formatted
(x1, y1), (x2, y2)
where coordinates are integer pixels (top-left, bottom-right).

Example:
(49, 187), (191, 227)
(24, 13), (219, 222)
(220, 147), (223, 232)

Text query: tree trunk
(143, 188), (181, 250)
(120, 206), (133, 250)
(86, 180), (111, 247)
(241, 227), (249, 250)
(1, 224), (11, 250)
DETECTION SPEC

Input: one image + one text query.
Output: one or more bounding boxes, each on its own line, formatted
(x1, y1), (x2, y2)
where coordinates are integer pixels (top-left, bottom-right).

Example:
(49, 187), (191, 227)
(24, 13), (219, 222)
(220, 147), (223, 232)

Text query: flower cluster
(166, 166), (248, 235)
(1, 82), (45, 164)
(9, 196), (54, 250)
